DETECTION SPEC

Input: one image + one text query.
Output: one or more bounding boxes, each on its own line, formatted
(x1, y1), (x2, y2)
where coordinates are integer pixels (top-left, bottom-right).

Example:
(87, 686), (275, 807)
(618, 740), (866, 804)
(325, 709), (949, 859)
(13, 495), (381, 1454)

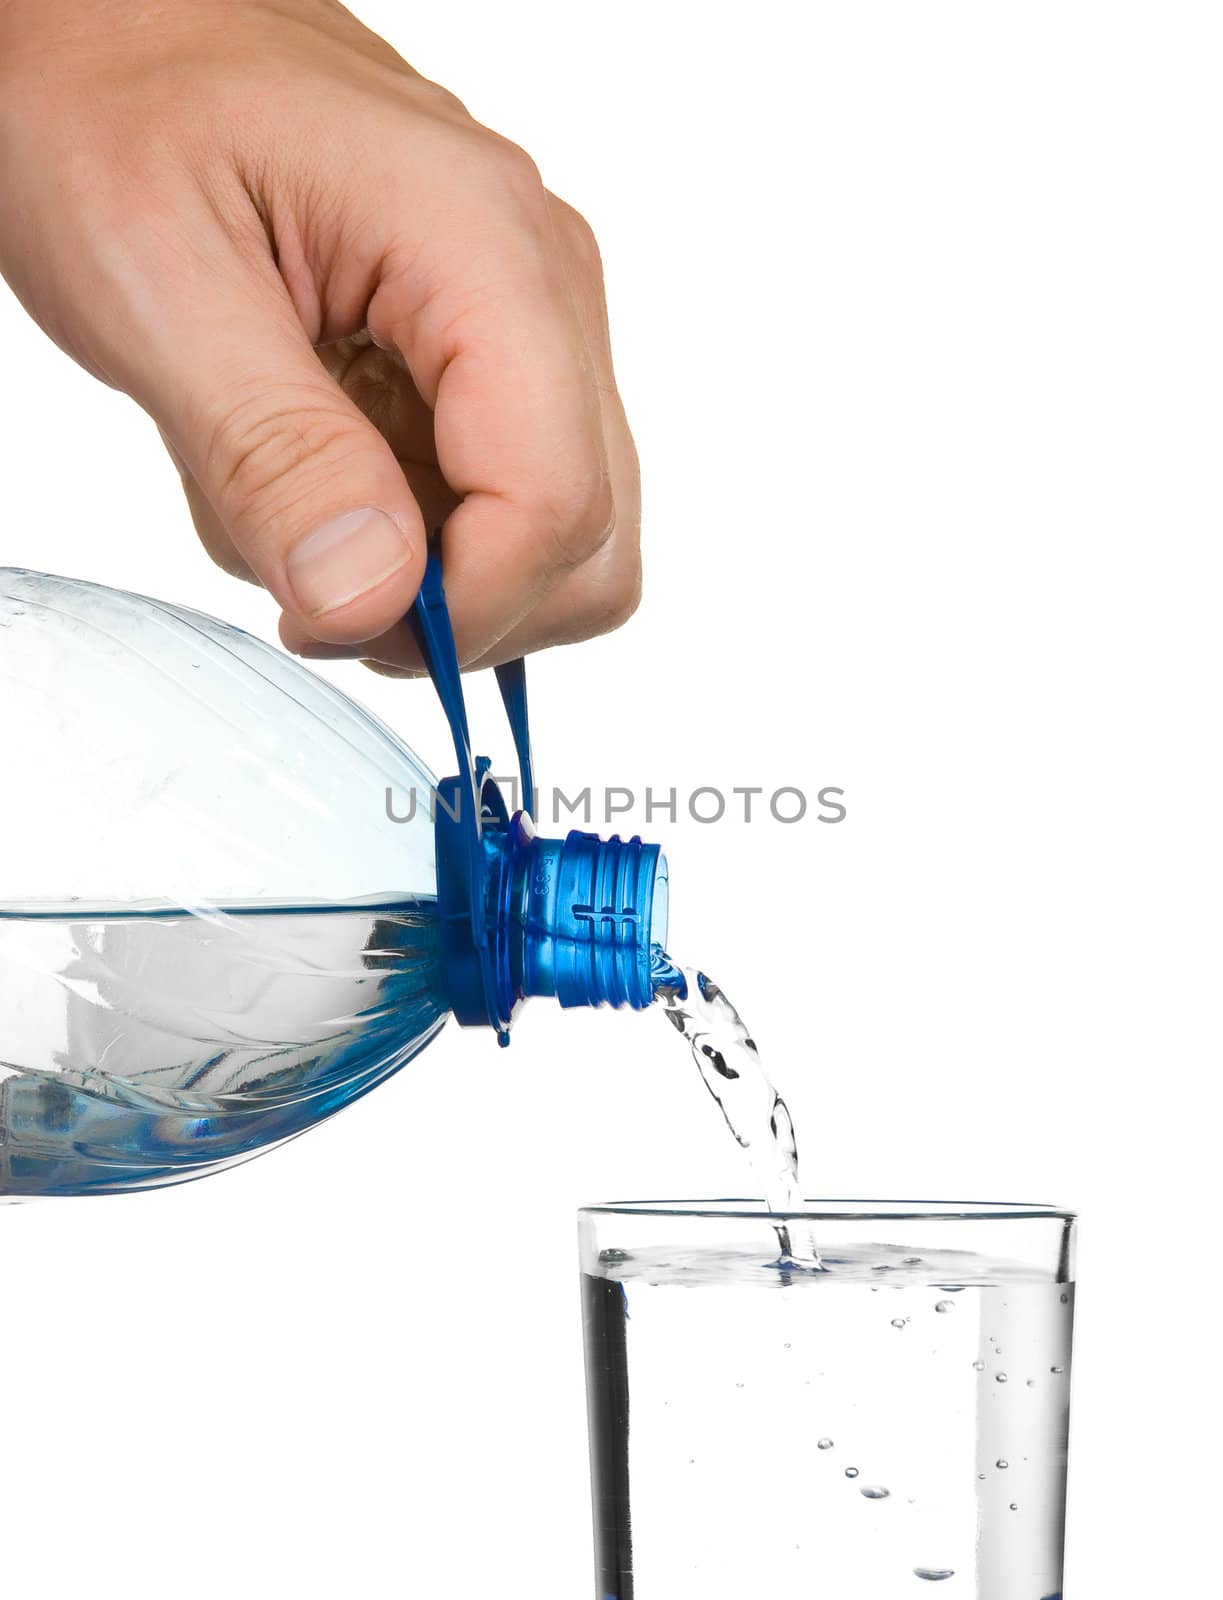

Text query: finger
(120, 229), (428, 645)
(474, 196), (640, 661)
(458, 532), (642, 667)
(156, 424), (258, 583)
(365, 146), (616, 664)
(285, 195), (642, 672)
(454, 199), (642, 667)
(284, 505), (640, 672)
(181, 468), (261, 585)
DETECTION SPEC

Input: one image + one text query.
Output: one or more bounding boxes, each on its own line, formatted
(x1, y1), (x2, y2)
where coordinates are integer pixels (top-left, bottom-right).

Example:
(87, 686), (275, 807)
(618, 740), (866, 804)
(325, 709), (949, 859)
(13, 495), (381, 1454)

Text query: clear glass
(580, 1200), (1075, 1600)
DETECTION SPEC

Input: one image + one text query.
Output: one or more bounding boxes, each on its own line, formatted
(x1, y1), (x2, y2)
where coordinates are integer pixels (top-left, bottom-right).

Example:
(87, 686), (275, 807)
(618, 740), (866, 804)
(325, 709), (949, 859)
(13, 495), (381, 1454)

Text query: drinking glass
(580, 1200), (1074, 1599)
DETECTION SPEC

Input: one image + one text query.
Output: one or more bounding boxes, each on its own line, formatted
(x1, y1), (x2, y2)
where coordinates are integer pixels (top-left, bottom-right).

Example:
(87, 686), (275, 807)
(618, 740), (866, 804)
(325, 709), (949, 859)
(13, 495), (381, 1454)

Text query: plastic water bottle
(0, 564), (668, 1197)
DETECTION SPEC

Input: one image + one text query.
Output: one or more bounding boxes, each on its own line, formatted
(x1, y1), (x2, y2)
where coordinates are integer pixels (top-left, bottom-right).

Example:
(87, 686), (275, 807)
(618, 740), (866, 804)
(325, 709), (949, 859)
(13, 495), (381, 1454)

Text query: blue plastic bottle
(0, 561), (667, 1196)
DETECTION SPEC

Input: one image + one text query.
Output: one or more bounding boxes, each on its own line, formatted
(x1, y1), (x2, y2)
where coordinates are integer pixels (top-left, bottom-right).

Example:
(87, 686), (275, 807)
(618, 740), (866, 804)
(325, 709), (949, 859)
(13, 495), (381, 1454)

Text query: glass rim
(579, 1198), (1076, 1223)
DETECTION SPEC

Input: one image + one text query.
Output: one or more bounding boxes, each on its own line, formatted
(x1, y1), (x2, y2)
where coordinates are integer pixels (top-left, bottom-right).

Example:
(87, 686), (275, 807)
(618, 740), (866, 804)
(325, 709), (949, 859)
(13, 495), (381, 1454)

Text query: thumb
(127, 265), (426, 645)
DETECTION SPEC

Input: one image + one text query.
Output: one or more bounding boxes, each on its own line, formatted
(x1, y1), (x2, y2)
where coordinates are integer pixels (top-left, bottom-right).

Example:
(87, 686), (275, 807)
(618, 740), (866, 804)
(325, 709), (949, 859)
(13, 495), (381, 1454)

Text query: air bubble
(1026, 1379), (1037, 1388)
(1051, 1365), (1065, 1374)
(891, 1318), (906, 1330)
(996, 1373), (1008, 1383)
(914, 1570), (955, 1582)
(996, 1459), (1009, 1469)
(818, 1438), (834, 1450)
(1010, 1503), (1019, 1511)
(935, 1300), (955, 1314)
(860, 1485), (890, 1500)
(1060, 1293), (1069, 1303)
(845, 1467), (859, 1479)
(972, 1360), (986, 1372)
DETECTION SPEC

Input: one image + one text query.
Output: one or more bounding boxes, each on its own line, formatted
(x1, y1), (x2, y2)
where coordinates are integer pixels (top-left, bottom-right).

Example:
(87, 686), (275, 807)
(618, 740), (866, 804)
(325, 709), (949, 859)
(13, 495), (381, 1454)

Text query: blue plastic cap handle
(408, 545), (668, 1042)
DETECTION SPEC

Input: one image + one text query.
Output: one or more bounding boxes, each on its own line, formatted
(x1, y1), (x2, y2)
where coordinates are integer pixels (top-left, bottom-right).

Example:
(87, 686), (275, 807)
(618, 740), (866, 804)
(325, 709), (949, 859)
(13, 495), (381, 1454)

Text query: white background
(2, 3), (1219, 1594)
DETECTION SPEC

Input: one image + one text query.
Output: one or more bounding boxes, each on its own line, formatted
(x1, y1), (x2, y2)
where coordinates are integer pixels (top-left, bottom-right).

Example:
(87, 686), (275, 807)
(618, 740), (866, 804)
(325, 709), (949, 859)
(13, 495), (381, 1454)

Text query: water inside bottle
(1, 910), (805, 1214)
(0, 899), (446, 1196)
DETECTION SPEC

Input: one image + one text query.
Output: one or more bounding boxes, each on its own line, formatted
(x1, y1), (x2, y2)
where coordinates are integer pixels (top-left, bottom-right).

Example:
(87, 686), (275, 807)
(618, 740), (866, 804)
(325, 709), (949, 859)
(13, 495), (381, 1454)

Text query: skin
(0, 0), (641, 673)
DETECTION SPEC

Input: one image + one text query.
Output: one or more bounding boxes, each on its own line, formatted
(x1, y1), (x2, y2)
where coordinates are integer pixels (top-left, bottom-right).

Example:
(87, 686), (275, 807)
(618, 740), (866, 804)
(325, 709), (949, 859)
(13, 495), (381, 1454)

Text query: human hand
(0, 0), (640, 670)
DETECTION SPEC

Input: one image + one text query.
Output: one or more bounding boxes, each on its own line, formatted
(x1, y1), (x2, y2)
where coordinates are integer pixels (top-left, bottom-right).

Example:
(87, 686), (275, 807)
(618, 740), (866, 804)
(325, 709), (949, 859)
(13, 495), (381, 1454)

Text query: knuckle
(540, 471), (616, 570)
(207, 385), (368, 526)
(603, 565), (643, 632)
(421, 81), (472, 124)
(551, 199), (603, 276)
(486, 135), (548, 214)
(581, 556), (643, 637)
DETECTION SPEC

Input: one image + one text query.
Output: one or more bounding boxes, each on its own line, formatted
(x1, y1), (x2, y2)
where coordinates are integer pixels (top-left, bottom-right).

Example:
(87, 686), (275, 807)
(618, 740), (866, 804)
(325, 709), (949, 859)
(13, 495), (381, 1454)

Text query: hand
(0, 0), (641, 670)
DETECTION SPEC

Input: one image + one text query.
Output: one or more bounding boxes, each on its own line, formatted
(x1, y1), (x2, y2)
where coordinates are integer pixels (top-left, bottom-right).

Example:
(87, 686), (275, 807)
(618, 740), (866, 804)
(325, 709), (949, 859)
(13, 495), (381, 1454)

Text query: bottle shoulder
(0, 569), (438, 907)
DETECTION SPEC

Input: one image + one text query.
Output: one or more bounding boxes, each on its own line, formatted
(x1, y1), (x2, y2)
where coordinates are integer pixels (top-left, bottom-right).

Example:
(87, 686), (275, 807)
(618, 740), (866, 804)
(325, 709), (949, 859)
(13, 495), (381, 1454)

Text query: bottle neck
(492, 817), (668, 1011)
